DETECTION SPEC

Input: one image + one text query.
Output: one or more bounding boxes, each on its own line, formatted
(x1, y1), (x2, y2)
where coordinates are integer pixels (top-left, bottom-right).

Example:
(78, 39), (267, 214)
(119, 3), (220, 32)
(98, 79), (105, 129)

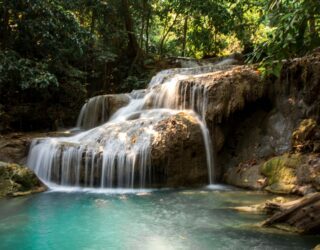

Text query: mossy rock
(0, 162), (46, 198)
(260, 154), (302, 194)
(292, 119), (319, 152)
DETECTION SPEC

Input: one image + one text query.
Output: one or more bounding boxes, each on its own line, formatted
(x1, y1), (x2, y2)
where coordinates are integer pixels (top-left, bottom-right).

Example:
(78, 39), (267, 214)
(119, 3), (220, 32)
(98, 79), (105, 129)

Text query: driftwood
(262, 193), (320, 234)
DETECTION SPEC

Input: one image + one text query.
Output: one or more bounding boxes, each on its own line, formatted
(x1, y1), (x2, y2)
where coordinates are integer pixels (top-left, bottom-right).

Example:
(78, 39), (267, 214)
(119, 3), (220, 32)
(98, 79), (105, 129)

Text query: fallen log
(262, 193), (320, 234)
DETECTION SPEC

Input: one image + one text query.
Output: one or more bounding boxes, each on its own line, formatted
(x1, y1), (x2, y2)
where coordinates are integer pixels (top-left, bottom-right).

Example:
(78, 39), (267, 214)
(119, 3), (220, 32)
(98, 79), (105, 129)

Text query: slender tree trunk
(296, 19), (307, 52)
(0, 1), (10, 48)
(140, 0), (147, 48)
(181, 16), (188, 57)
(159, 14), (179, 56)
(145, 4), (151, 53)
(309, 14), (318, 47)
(91, 8), (96, 34)
(121, 0), (140, 58)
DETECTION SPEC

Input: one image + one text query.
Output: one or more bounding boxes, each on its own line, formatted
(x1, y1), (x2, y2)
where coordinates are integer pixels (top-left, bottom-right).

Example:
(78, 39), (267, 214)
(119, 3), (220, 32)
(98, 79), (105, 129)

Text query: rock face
(0, 162), (46, 197)
(3, 51), (320, 191)
(224, 161), (266, 190)
(221, 51), (320, 191)
(225, 153), (320, 195)
(0, 133), (32, 164)
(0, 131), (75, 165)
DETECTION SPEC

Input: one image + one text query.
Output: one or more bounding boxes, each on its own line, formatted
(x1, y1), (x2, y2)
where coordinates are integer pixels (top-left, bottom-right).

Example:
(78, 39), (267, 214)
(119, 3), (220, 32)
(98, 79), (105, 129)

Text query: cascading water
(27, 60), (236, 189)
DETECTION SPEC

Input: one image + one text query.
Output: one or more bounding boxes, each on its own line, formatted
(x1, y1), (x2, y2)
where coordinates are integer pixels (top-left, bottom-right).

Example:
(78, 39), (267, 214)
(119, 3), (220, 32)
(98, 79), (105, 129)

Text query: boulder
(178, 66), (264, 123)
(151, 112), (208, 187)
(260, 154), (300, 194)
(224, 163), (266, 190)
(225, 153), (320, 195)
(28, 111), (209, 188)
(0, 162), (46, 198)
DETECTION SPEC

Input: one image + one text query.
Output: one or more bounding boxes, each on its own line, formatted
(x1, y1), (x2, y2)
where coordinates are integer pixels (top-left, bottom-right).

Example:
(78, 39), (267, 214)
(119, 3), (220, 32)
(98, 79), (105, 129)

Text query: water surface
(0, 187), (318, 250)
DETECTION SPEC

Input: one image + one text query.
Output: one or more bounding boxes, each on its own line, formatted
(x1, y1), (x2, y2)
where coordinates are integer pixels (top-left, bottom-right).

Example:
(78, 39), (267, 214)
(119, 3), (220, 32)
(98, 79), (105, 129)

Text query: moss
(0, 162), (46, 198)
(260, 154), (302, 194)
(292, 119), (319, 153)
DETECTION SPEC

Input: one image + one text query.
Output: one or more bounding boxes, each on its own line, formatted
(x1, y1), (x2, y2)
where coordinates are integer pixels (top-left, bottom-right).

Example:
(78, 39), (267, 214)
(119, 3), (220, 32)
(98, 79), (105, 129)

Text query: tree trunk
(121, 0), (140, 58)
(159, 14), (179, 56)
(91, 8), (96, 34)
(181, 16), (188, 57)
(145, 4), (151, 53)
(309, 14), (318, 47)
(262, 193), (320, 234)
(0, 1), (10, 49)
(140, 0), (147, 49)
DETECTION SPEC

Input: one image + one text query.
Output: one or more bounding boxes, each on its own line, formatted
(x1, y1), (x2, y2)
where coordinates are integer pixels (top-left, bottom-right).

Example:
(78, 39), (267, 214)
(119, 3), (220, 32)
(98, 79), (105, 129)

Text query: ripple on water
(0, 189), (318, 250)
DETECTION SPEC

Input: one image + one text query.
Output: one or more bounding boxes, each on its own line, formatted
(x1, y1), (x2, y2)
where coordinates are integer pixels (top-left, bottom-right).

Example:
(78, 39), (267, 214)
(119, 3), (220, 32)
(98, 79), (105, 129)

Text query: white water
(28, 60), (236, 189)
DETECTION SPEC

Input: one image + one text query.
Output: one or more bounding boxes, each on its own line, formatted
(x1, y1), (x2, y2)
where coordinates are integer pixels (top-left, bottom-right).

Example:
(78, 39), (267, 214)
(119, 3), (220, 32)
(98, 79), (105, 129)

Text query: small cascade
(27, 59), (236, 189)
(76, 95), (110, 129)
(29, 110), (180, 188)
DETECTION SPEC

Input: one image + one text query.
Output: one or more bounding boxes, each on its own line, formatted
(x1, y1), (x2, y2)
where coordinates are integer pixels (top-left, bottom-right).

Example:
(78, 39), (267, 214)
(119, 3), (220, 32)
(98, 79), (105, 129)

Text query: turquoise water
(0, 187), (318, 250)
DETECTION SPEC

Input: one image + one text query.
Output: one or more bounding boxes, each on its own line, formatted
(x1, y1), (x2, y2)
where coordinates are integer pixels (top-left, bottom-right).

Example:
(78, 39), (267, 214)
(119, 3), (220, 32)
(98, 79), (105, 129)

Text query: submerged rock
(0, 162), (46, 198)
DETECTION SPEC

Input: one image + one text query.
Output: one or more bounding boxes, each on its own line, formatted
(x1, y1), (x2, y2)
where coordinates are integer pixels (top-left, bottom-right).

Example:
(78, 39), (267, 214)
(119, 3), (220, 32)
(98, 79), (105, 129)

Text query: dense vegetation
(0, 0), (319, 131)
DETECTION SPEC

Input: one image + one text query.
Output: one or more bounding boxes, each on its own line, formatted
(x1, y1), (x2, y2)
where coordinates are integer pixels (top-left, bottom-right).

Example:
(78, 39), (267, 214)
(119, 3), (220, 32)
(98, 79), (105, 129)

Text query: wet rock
(77, 94), (131, 129)
(0, 162), (46, 198)
(178, 66), (264, 123)
(29, 111), (209, 188)
(0, 132), (66, 165)
(151, 112), (208, 187)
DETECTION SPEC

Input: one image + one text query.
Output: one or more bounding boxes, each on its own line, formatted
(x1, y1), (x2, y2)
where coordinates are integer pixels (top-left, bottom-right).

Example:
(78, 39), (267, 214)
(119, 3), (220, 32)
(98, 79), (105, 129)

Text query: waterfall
(27, 60), (236, 188)
(76, 95), (110, 129)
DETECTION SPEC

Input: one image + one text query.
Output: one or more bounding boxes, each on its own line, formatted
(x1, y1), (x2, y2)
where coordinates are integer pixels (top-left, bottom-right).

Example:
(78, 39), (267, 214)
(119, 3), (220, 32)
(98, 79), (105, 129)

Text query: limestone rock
(151, 112), (208, 187)
(0, 162), (46, 198)
(30, 111), (209, 188)
(292, 119), (320, 153)
(0, 133), (31, 164)
(224, 163), (266, 190)
(178, 66), (264, 123)
(260, 154), (300, 194)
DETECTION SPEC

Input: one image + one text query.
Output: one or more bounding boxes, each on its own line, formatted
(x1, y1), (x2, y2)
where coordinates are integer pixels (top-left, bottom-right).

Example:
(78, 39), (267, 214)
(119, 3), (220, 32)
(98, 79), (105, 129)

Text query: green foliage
(0, 50), (58, 89)
(249, 0), (320, 75)
(0, 0), (319, 130)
